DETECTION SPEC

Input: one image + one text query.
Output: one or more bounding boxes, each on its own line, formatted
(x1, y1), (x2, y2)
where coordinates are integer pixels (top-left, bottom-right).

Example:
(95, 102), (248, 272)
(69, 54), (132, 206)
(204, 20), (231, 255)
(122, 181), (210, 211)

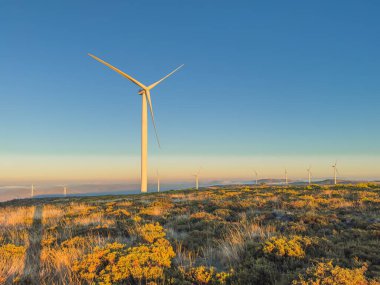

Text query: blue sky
(0, 1), (379, 181)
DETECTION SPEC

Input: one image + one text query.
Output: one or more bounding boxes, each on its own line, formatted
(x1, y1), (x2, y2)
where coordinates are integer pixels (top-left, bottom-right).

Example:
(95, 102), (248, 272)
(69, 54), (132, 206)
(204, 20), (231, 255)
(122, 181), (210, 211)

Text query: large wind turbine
(306, 166), (312, 185)
(332, 161), (339, 185)
(88, 54), (183, 192)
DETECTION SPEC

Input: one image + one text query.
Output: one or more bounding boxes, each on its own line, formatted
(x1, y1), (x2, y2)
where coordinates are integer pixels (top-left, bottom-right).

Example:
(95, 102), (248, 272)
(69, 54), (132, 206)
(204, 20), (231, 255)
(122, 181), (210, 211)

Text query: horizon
(0, 154), (380, 184)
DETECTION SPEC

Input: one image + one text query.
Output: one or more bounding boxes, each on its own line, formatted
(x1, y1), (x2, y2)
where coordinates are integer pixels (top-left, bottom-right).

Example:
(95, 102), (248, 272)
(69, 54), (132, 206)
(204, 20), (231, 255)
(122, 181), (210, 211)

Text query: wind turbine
(156, 170), (160, 193)
(306, 166), (312, 185)
(332, 161), (339, 185)
(64, 186), (67, 197)
(284, 169), (288, 185)
(254, 170), (258, 185)
(194, 168), (201, 190)
(88, 54), (184, 193)
(31, 184), (34, 198)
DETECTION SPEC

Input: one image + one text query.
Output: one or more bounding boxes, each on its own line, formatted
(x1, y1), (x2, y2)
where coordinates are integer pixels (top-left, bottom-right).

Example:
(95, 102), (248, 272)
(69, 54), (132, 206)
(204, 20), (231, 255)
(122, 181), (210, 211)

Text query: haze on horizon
(1, 1), (379, 184)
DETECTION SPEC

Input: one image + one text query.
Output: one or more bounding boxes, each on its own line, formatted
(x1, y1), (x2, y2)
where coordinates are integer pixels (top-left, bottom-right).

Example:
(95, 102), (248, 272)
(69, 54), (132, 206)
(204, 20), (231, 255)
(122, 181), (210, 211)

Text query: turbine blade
(88, 54), (146, 89)
(145, 90), (161, 148)
(148, 64), (184, 90)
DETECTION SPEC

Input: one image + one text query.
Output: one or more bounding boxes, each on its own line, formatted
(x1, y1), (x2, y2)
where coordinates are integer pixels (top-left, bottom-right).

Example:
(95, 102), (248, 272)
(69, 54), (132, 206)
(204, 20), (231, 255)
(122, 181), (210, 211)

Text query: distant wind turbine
(64, 186), (67, 197)
(254, 170), (258, 185)
(31, 184), (34, 198)
(88, 53), (184, 193)
(156, 170), (160, 193)
(194, 168), (201, 190)
(306, 166), (312, 185)
(332, 161), (339, 185)
(285, 169), (288, 185)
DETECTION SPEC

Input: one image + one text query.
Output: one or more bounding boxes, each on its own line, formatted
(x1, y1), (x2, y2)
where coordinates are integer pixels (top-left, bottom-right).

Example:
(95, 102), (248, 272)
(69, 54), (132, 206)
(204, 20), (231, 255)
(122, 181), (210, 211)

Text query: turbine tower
(156, 170), (160, 193)
(31, 184), (34, 198)
(194, 168), (201, 190)
(88, 54), (183, 193)
(332, 161), (339, 185)
(64, 186), (67, 197)
(285, 168), (288, 185)
(254, 170), (258, 185)
(306, 166), (312, 185)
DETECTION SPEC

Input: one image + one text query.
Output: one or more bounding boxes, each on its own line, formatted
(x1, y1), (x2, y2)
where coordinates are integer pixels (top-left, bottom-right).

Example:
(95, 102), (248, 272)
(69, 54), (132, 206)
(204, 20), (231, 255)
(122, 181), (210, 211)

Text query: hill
(1, 184), (380, 284)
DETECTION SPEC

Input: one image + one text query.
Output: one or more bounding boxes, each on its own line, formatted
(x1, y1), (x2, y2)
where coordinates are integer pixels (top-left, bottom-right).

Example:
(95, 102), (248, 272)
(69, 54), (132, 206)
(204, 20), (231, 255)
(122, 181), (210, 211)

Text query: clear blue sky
(0, 1), (379, 181)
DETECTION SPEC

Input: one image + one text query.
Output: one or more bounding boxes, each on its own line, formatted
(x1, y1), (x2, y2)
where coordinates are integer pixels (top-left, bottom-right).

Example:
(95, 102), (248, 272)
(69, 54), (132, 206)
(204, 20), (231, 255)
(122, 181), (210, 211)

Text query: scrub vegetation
(0, 183), (379, 284)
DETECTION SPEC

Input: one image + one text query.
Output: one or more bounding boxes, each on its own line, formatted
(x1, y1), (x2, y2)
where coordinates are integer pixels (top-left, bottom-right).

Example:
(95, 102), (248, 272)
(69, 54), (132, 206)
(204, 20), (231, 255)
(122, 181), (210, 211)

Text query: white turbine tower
(254, 170), (258, 185)
(156, 170), (160, 193)
(332, 161), (339, 185)
(194, 168), (201, 190)
(31, 184), (34, 198)
(64, 186), (67, 197)
(285, 168), (288, 185)
(306, 166), (312, 185)
(89, 54), (183, 193)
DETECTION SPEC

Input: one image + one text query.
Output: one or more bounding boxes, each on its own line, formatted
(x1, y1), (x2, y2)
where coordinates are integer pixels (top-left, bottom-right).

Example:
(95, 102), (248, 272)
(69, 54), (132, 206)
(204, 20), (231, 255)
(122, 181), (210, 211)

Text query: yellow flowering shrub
(185, 266), (230, 285)
(0, 244), (25, 260)
(190, 266), (214, 284)
(73, 223), (175, 284)
(61, 236), (87, 249)
(137, 223), (166, 243)
(112, 238), (175, 281)
(108, 209), (131, 217)
(292, 261), (380, 285)
(74, 239), (175, 284)
(263, 235), (313, 258)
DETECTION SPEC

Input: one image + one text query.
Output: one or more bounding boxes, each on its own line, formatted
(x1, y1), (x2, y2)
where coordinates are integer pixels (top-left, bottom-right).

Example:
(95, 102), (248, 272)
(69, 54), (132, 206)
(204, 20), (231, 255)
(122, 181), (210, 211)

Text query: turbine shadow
(21, 204), (43, 284)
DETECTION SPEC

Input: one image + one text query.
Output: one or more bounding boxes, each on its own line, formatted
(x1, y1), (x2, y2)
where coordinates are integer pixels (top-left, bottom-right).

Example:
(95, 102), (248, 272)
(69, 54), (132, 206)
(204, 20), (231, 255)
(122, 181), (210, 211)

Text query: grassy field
(0, 184), (380, 285)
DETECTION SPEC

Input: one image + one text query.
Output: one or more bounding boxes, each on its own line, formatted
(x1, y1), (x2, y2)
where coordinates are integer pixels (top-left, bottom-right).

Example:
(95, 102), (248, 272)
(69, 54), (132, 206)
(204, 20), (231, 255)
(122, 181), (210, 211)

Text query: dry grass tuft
(218, 221), (276, 264)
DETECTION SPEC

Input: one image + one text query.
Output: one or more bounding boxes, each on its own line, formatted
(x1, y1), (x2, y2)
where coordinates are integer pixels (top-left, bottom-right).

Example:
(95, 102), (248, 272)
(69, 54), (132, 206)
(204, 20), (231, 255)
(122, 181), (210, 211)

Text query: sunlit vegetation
(0, 183), (379, 284)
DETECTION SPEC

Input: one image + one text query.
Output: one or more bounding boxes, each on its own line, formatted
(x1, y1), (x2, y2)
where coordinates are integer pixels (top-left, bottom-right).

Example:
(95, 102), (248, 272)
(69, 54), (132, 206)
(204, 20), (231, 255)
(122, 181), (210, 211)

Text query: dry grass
(218, 221), (276, 264)
(0, 244), (26, 283)
(42, 205), (65, 226)
(70, 212), (115, 228)
(0, 206), (34, 227)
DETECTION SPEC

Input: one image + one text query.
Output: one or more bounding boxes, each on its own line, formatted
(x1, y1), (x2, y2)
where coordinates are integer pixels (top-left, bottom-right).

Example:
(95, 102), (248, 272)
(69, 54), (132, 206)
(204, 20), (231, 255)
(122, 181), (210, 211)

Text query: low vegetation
(0, 183), (379, 284)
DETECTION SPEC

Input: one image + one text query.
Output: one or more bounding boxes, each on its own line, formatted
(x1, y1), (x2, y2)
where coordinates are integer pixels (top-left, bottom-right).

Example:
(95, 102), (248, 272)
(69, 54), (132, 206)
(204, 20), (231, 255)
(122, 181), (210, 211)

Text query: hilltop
(1, 184), (380, 284)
